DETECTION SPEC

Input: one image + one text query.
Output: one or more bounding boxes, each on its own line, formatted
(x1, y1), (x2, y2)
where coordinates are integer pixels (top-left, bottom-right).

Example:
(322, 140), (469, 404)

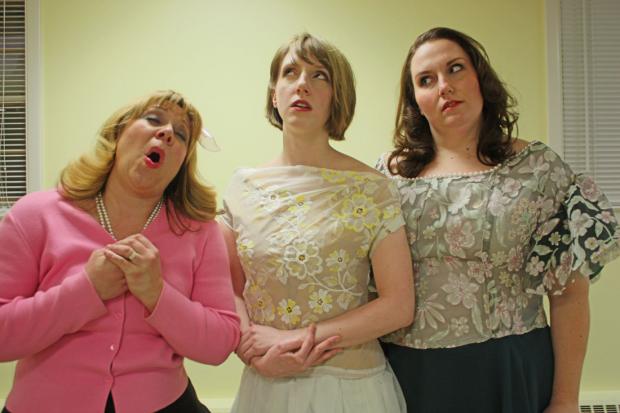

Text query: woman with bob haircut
(0, 90), (240, 413)
(219, 33), (413, 412)
(376, 27), (620, 413)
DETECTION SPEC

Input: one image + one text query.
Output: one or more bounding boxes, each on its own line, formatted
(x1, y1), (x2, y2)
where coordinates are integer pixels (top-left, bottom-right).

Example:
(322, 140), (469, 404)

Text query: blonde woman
(0, 90), (240, 413)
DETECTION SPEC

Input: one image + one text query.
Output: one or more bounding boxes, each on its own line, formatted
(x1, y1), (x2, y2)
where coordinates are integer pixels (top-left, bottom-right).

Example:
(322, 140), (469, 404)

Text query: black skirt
(382, 326), (554, 413)
(104, 380), (210, 413)
(2, 379), (210, 413)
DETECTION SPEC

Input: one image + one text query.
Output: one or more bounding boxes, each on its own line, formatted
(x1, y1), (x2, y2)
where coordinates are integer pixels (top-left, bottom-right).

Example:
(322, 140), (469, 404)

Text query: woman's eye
(314, 71), (329, 81)
(175, 130), (187, 142)
(450, 63), (464, 73)
(283, 67), (296, 77)
(145, 114), (161, 125)
(418, 76), (432, 87)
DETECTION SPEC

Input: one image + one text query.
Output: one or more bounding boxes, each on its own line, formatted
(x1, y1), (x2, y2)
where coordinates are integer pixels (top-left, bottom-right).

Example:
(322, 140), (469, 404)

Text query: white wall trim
(25, 0), (42, 192)
(545, 0), (564, 153)
(580, 391), (620, 404)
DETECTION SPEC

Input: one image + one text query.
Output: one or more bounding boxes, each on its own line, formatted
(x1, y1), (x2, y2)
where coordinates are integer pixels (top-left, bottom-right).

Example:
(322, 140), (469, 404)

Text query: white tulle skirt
(230, 362), (406, 413)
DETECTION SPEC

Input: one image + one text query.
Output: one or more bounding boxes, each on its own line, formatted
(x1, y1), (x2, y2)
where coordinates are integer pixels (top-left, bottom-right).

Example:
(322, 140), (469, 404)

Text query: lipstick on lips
(291, 99), (312, 111)
(442, 100), (463, 112)
(144, 147), (165, 169)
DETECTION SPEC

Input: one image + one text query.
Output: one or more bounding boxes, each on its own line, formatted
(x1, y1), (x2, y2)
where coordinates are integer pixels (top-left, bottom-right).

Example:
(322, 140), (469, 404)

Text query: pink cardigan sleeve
(0, 210), (108, 362)
(145, 220), (241, 364)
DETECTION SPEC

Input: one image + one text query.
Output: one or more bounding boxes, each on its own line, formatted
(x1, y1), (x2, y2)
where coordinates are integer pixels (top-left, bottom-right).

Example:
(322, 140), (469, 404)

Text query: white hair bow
(199, 128), (220, 152)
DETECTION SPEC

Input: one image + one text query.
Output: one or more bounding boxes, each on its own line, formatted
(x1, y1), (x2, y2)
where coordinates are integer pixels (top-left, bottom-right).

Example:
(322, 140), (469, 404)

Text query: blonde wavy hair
(59, 90), (217, 234)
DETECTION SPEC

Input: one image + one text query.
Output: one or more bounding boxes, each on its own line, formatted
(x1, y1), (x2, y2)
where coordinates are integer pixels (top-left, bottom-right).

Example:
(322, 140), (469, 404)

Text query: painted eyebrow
(304, 59), (328, 72)
(282, 60), (328, 72)
(414, 57), (466, 78)
(150, 107), (190, 133)
(446, 57), (466, 66)
(413, 68), (432, 80)
(175, 119), (190, 135)
(280, 62), (299, 75)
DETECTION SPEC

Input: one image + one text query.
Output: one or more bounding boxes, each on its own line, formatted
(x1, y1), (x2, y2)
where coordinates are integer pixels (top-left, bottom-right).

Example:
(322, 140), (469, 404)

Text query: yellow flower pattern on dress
(309, 289), (334, 314)
(277, 298), (301, 326)
(237, 237), (255, 260)
(283, 238), (323, 280)
(321, 169), (347, 183)
(326, 249), (350, 273)
(220, 166), (404, 335)
(288, 195), (311, 216)
(339, 193), (380, 233)
(245, 283), (275, 324)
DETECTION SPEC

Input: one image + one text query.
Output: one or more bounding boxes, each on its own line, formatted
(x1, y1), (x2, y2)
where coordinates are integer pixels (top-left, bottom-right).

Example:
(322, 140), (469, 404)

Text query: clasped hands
(85, 234), (163, 312)
(236, 324), (342, 378)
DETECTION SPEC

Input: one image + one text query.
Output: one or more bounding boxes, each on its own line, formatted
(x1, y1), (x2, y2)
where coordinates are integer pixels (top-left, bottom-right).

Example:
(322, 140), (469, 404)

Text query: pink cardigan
(0, 190), (240, 413)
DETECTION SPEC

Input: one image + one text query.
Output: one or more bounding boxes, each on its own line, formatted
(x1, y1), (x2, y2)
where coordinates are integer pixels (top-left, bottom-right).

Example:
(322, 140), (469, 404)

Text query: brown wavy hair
(389, 27), (519, 178)
(266, 32), (356, 141)
(59, 90), (217, 234)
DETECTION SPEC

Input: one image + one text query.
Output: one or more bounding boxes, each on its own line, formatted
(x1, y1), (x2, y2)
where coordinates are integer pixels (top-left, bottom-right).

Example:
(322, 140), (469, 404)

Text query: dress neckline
(236, 164), (386, 179)
(382, 140), (538, 182)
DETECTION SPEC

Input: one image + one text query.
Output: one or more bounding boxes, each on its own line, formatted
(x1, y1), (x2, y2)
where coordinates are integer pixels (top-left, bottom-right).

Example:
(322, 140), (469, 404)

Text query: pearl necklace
(408, 163), (502, 181)
(95, 192), (163, 241)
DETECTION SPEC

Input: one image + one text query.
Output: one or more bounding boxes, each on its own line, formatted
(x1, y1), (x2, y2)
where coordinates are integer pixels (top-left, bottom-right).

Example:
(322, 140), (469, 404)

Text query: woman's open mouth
(144, 147), (165, 169)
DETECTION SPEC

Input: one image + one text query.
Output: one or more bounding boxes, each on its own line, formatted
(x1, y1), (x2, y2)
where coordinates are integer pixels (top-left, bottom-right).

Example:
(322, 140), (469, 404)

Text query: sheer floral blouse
(376, 141), (619, 349)
(220, 166), (405, 372)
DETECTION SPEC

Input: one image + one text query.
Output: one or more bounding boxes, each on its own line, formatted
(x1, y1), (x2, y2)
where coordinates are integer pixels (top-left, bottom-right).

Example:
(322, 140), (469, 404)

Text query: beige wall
(1, 0), (617, 404)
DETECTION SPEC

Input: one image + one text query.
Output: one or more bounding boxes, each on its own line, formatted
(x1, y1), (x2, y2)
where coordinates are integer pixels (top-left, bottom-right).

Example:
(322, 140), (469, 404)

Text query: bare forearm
(313, 228), (415, 348)
(314, 294), (413, 348)
(233, 294), (255, 364)
(219, 223), (252, 334)
(548, 277), (590, 405)
(234, 295), (252, 333)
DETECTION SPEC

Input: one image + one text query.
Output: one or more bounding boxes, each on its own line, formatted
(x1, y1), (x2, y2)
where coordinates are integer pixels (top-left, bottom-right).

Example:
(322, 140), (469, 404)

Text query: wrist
(291, 326), (311, 341)
(141, 280), (163, 313)
(549, 393), (579, 406)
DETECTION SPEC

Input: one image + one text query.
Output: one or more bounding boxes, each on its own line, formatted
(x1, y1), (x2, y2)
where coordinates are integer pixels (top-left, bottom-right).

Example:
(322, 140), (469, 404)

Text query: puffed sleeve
(218, 196), (233, 229)
(524, 148), (620, 295)
(374, 152), (390, 176)
(216, 172), (239, 230)
(368, 179), (406, 258)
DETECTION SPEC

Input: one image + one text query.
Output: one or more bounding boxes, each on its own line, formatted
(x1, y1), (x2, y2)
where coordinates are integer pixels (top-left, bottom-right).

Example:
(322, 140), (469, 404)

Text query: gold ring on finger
(127, 249), (137, 261)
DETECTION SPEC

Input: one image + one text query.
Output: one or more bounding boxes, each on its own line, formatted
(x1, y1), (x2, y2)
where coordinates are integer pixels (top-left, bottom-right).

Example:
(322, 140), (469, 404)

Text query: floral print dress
(376, 141), (619, 349)
(220, 165), (407, 413)
(375, 140), (619, 413)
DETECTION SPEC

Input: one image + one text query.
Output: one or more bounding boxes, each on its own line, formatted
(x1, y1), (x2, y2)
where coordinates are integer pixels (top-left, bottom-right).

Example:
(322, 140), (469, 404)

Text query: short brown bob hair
(265, 32), (356, 140)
